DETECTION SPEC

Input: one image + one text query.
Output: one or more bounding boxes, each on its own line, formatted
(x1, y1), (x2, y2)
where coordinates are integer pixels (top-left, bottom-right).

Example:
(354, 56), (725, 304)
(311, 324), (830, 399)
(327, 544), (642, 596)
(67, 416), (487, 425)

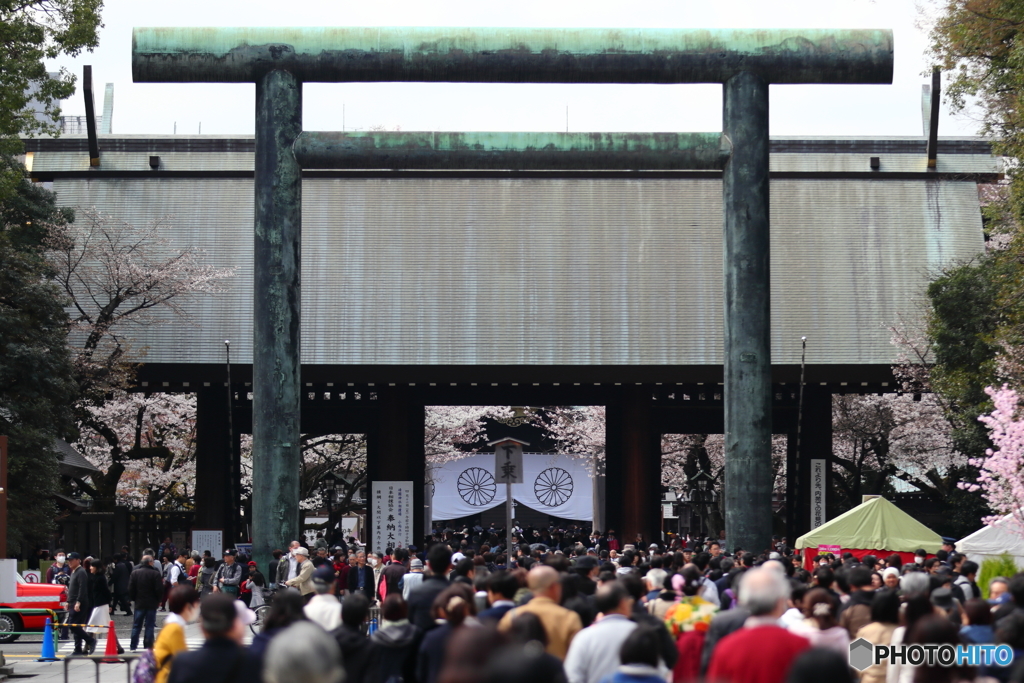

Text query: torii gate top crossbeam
(132, 27), (893, 85)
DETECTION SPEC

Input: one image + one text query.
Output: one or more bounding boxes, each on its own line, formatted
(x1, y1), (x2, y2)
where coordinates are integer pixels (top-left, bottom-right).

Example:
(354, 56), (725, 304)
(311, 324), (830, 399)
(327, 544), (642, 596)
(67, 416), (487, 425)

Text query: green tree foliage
(0, 157), (77, 554)
(919, 3), (1024, 534)
(926, 256), (1010, 456)
(0, 0), (102, 199)
(979, 553), (1021, 598)
(931, 0), (1024, 220)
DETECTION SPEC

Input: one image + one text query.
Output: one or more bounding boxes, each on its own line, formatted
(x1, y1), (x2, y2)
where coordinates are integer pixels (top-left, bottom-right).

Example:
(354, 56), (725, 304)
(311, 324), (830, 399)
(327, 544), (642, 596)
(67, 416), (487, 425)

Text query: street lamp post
(690, 470), (713, 543)
(320, 472), (345, 544)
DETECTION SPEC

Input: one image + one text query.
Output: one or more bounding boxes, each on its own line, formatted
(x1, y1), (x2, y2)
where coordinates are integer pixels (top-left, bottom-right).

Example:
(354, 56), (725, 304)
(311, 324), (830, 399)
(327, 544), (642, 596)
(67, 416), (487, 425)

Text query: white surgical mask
(368, 558), (377, 567)
(55, 555), (66, 564)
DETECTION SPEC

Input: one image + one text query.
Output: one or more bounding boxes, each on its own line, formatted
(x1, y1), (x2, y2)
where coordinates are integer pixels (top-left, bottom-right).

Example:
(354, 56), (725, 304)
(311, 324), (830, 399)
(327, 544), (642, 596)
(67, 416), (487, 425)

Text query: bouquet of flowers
(664, 595), (718, 639)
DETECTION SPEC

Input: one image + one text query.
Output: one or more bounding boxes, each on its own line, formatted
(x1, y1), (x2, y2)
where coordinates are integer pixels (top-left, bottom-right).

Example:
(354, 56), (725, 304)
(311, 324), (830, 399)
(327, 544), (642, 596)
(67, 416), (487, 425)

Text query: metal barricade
(62, 653), (143, 683)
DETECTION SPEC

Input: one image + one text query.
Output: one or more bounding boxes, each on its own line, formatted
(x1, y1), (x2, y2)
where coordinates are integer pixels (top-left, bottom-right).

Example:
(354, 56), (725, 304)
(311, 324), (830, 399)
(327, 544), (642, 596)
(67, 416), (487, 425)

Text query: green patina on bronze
(251, 69), (303, 574)
(293, 131), (730, 170)
(132, 27), (893, 84)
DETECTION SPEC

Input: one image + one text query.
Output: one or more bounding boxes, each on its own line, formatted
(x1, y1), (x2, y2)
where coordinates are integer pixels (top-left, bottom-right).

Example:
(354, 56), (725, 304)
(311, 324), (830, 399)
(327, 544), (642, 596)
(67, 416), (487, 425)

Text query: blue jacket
(478, 602), (515, 623)
(599, 664), (666, 683)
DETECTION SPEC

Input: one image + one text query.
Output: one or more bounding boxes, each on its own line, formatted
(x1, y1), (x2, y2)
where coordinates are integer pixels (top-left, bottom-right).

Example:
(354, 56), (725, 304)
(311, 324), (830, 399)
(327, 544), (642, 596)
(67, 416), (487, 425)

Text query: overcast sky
(48, 0), (980, 138)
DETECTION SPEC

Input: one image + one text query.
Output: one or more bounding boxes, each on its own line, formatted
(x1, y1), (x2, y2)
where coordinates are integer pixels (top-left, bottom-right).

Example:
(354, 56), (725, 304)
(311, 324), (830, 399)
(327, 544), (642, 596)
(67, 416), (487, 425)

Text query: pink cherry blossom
(969, 385), (1024, 534)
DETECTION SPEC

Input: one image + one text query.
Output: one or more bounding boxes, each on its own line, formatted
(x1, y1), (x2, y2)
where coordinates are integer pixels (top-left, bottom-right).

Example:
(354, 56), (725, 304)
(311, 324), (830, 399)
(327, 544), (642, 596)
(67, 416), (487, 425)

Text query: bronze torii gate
(132, 27), (893, 566)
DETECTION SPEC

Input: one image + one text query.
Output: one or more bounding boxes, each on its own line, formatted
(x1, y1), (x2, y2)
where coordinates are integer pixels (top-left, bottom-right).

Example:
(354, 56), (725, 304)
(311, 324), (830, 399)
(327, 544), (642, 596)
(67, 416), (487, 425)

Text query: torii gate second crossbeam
(132, 27), (893, 567)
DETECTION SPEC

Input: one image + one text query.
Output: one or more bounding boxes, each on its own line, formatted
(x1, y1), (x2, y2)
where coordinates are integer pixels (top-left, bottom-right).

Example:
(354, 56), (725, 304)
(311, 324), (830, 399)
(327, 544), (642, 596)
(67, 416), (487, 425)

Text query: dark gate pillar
(605, 386), (661, 546)
(788, 387), (833, 541)
(195, 386), (230, 534)
(366, 388), (426, 552)
(251, 69), (303, 573)
(722, 71), (773, 555)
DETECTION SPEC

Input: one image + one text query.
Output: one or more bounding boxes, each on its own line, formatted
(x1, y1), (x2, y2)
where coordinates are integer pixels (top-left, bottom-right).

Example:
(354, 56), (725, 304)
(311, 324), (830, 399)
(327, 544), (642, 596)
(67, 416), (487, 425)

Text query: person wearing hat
(241, 561), (267, 609)
(931, 586), (962, 623)
(284, 547), (315, 602)
(214, 549), (244, 598)
(402, 557), (425, 600)
(166, 594), (261, 683)
(303, 565), (342, 631)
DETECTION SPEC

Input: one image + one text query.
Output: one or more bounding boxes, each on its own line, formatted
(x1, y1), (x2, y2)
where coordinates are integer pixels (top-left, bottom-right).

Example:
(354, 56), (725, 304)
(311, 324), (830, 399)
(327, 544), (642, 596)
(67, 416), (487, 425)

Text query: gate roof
(28, 135), (994, 375)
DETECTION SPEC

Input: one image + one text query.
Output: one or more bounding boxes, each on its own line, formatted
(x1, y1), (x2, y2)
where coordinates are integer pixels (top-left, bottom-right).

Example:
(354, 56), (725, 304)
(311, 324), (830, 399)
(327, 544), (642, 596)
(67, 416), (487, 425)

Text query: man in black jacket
(65, 553), (96, 655)
(347, 552), (376, 601)
(331, 593), (375, 683)
(167, 594), (261, 683)
(110, 554), (133, 615)
(407, 545), (452, 631)
(128, 554), (164, 650)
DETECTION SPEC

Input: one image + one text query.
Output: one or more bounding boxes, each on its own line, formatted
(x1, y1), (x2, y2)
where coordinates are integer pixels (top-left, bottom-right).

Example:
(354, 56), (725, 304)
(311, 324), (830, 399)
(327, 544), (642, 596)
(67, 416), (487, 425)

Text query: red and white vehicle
(0, 574), (67, 642)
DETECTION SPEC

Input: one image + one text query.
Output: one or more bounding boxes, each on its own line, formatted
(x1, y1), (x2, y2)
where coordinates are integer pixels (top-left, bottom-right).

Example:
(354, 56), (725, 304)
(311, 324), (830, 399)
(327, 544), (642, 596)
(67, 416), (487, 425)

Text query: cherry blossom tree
(73, 391), (197, 509)
(424, 405), (514, 466)
(538, 406), (605, 470)
(967, 385), (1024, 534)
(46, 209), (234, 507)
(832, 393), (964, 511)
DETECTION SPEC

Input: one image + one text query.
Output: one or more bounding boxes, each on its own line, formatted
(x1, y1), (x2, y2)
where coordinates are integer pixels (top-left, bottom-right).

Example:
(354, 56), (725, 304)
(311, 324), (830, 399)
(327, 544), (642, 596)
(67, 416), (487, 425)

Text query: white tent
(958, 514), (1024, 568)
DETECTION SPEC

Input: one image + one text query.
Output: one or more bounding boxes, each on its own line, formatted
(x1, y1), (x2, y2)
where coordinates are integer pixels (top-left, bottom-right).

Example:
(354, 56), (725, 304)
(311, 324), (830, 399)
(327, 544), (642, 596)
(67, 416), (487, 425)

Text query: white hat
(452, 552), (466, 563)
(882, 567), (900, 579)
(294, 547), (309, 557)
(234, 600), (258, 626)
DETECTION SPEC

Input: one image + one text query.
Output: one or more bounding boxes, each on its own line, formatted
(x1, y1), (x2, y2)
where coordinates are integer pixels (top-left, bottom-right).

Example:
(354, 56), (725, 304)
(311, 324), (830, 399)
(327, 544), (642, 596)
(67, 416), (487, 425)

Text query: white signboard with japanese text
(810, 459), (826, 529)
(191, 529), (224, 558)
(372, 481), (414, 554)
(494, 442), (525, 484)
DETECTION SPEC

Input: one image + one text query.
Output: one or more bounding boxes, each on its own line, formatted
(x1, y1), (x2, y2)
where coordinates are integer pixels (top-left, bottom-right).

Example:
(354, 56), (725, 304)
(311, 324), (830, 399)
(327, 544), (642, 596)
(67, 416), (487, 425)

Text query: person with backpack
(213, 550), (244, 598)
(169, 551), (189, 587)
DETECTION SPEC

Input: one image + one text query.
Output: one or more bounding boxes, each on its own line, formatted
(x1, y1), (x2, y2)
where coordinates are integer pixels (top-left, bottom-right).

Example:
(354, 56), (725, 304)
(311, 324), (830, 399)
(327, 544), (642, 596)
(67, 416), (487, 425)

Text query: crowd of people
(47, 528), (1024, 683)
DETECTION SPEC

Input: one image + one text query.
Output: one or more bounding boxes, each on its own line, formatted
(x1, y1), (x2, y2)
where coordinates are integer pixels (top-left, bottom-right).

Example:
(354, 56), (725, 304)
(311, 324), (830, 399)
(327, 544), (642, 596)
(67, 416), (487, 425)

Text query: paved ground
(0, 611), (252, 683)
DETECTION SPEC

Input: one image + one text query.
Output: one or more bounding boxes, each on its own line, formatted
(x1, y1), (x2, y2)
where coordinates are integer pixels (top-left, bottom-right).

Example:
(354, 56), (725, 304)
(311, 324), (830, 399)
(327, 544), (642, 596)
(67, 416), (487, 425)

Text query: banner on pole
(810, 459), (826, 529)
(494, 441), (525, 484)
(372, 481), (414, 554)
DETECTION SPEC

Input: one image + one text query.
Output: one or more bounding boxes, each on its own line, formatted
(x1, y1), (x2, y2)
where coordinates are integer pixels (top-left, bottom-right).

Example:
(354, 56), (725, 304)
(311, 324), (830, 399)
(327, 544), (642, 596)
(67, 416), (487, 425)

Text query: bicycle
(249, 587), (276, 635)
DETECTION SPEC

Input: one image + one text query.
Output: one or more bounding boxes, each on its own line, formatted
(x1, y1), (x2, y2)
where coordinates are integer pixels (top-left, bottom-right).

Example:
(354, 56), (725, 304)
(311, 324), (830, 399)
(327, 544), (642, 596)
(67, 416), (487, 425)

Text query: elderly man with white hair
(264, 621), (343, 683)
(698, 559), (785, 674)
(705, 567), (810, 683)
(285, 548), (315, 603)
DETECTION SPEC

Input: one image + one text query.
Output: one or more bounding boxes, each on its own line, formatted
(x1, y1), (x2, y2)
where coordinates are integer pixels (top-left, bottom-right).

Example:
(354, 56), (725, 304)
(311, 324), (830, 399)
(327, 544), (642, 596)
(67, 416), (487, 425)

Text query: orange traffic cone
(102, 620), (120, 663)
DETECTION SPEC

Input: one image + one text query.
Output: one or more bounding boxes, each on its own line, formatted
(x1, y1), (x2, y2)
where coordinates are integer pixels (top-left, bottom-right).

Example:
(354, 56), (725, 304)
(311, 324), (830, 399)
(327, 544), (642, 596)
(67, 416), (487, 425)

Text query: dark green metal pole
(252, 69), (302, 573)
(722, 71), (773, 555)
